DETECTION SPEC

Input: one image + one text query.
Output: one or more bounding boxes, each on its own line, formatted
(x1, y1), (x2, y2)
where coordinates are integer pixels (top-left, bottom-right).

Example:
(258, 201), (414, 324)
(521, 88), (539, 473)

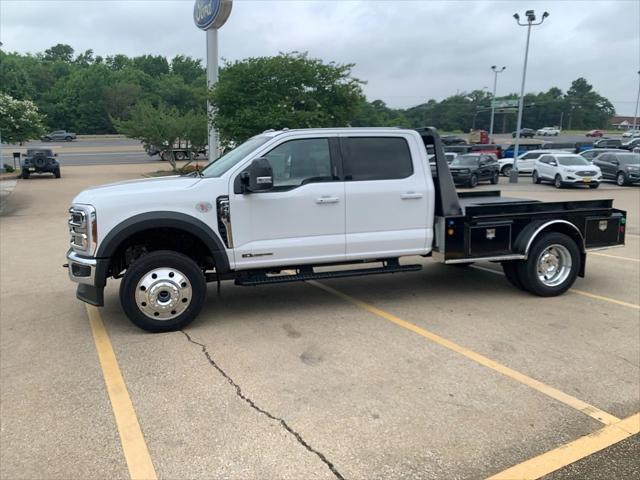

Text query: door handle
(316, 196), (340, 204)
(400, 192), (423, 200)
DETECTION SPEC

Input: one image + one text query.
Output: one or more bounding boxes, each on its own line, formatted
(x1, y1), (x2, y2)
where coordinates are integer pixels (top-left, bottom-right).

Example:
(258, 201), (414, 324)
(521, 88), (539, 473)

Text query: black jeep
(22, 149), (61, 179)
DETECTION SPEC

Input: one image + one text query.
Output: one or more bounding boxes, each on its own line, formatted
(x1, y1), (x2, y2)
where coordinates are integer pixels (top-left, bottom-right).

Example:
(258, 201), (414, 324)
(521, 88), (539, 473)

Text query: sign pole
(206, 28), (219, 160)
(194, 0), (232, 162)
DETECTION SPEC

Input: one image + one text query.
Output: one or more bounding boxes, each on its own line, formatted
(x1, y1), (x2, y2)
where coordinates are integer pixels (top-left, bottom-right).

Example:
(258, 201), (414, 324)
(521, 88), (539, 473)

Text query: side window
(539, 155), (550, 164)
(598, 154), (610, 162)
(343, 137), (413, 181)
(263, 138), (332, 188)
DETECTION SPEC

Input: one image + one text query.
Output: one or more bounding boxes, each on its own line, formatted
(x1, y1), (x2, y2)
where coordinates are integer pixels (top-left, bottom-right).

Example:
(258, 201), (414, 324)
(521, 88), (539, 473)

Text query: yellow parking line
(86, 305), (157, 480)
(470, 266), (640, 310)
(486, 413), (640, 479)
(309, 281), (620, 426)
(589, 251), (640, 262)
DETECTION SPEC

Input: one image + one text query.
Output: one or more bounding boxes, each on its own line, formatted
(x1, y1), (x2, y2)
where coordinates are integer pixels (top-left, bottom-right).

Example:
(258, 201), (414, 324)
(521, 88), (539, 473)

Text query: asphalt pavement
(0, 154), (638, 480)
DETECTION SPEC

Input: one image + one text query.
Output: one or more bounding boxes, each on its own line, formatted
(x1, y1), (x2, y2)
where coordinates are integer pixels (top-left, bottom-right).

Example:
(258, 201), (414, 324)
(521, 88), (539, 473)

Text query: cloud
(1, 0), (638, 114)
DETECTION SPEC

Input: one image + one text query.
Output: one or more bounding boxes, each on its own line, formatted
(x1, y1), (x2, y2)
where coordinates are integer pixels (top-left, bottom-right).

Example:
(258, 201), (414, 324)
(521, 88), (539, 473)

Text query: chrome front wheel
(135, 268), (192, 321)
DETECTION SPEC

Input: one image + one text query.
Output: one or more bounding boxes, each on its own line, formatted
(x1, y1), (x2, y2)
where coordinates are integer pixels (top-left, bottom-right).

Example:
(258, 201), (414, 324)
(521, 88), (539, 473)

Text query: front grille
(575, 171), (597, 176)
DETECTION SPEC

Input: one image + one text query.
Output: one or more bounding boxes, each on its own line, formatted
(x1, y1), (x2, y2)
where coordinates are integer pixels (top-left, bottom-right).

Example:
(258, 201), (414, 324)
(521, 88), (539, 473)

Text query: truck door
(341, 135), (432, 259)
(229, 137), (345, 268)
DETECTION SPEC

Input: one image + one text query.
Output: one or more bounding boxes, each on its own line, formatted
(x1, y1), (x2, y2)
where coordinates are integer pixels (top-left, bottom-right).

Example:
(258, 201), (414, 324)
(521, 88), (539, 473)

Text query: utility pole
(511, 9), (549, 183)
(489, 66), (506, 140)
(633, 70), (640, 131)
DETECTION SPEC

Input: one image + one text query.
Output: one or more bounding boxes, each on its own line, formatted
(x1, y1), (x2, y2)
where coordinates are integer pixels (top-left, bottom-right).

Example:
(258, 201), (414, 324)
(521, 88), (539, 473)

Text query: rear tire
(502, 261), (526, 291)
(554, 175), (563, 188)
(119, 250), (207, 332)
(54, 167), (61, 178)
(21, 169), (30, 179)
(65, 136), (72, 141)
(175, 151), (186, 161)
(516, 232), (580, 297)
(502, 165), (513, 177)
(617, 172), (628, 186)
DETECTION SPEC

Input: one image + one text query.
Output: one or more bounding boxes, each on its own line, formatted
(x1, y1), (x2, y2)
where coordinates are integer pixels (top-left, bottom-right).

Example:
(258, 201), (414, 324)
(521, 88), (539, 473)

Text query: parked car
(502, 142), (544, 158)
(621, 138), (640, 151)
(592, 152), (640, 186)
(593, 138), (622, 148)
(448, 153), (499, 187)
(540, 141), (577, 152)
(145, 139), (207, 161)
(445, 152), (457, 163)
(580, 148), (622, 162)
(621, 129), (640, 138)
(574, 141), (596, 153)
(499, 149), (569, 176)
(21, 148), (61, 179)
(532, 153), (601, 188)
(511, 128), (536, 138)
(440, 135), (468, 146)
(41, 130), (76, 142)
(536, 126), (561, 136)
(469, 143), (503, 159)
(586, 130), (604, 137)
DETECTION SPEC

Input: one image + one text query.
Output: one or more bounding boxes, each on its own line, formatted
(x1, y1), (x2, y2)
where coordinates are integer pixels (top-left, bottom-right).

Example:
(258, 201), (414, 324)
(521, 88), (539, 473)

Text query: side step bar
(234, 262), (422, 286)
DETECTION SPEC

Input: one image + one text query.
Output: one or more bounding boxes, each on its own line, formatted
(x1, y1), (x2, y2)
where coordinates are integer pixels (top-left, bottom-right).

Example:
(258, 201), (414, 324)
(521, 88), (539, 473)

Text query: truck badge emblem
(598, 220), (607, 232)
(486, 228), (496, 240)
(196, 202), (213, 213)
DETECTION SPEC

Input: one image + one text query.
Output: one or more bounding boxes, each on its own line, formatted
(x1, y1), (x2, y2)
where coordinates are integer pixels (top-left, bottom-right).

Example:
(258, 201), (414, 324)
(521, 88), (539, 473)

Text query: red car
(586, 129), (604, 137)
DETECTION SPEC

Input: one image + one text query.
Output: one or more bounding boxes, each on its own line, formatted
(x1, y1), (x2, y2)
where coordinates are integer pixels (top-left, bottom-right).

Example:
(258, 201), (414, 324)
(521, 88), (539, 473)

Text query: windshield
(27, 149), (52, 156)
(202, 136), (271, 178)
(617, 154), (640, 165)
(558, 156), (589, 166)
(450, 155), (479, 167)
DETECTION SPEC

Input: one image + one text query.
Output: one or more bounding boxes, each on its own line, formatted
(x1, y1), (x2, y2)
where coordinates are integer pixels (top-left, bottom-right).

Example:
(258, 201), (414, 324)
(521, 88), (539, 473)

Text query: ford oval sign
(194, 0), (233, 30)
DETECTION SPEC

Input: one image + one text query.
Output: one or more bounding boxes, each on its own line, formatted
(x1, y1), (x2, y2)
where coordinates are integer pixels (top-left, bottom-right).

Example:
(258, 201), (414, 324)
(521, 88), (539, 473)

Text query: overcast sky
(1, 0), (639, 115)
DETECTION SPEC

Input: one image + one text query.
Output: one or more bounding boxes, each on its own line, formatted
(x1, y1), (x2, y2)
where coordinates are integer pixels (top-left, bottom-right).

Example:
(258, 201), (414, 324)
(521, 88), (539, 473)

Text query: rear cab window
(342, 137), (413, 181)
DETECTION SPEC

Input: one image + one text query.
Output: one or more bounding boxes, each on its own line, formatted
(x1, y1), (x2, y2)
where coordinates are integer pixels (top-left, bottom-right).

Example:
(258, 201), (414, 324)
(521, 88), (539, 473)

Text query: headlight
(459, 169), (470, 174)
(68, 205), (97, 255)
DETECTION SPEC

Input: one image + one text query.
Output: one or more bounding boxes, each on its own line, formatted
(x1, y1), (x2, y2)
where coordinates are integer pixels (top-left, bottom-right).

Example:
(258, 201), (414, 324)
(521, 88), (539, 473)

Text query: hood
(73, 175), (203, 205)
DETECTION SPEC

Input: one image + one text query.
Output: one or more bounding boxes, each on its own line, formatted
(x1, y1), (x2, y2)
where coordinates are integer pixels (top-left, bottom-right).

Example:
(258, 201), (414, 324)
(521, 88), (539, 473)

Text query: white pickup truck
(66, 128), (627, 332)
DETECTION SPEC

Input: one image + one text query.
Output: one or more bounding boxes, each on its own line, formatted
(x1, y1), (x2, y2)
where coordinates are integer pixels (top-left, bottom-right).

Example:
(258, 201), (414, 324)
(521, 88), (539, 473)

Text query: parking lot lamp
(489, 66), (506, 140)
(511, 10), (549, 183)
(633, 70), (640, 131)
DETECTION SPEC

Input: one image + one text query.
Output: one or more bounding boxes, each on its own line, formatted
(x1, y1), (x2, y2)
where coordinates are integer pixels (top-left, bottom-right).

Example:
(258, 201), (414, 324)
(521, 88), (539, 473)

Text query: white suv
(536, 127), (561, 136)
(499, 149), (568, 176)
(532, 153), (602, 189)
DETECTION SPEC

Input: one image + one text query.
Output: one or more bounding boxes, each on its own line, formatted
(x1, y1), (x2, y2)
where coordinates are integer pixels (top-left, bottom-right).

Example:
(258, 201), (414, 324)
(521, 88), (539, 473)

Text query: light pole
(511, 9), (549, 183)
(633, 70), (640, 131)
(489, 65), (506, 140)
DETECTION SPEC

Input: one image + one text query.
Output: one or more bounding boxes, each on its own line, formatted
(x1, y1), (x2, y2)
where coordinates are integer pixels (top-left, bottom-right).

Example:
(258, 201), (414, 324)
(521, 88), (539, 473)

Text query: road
(1, 163), (638, 479)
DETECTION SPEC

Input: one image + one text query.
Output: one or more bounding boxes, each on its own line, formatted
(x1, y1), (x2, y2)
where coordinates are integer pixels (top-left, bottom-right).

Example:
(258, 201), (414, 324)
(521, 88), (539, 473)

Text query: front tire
(490, 171), (499, 184)
(119, 250), (207, 332)
(516, 232), (580, 297)
(65, 136), (72, 141)
(21, 169), (30, 179)
(554, 175), (563, 188)
(502, 261), (526, 291)
(617, 172), (628, 186)
(54, 167), (61, 178)
(468, 174), (478, 188)
(589, 183), (599, 189)
(532, 170), (541, 184)
(502, 165), (513, 177)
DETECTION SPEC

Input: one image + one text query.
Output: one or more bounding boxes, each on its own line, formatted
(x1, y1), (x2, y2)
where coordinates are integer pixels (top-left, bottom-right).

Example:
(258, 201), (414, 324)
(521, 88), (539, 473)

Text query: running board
(234, 263), (422, 286)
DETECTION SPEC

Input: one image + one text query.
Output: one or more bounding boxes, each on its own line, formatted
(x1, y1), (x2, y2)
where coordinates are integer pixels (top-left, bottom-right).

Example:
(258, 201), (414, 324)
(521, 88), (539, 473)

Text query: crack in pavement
(180, 330), (345, 480)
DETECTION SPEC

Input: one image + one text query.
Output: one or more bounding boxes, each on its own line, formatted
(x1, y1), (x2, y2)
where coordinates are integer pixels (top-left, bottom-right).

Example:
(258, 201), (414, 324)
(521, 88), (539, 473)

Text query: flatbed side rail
(464, 199), (614, 217)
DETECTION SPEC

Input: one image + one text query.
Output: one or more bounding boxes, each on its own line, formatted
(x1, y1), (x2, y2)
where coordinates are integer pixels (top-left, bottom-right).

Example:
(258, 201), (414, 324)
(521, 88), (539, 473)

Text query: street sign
(492, 99), (519, 109)
(193, 0), (232, 31)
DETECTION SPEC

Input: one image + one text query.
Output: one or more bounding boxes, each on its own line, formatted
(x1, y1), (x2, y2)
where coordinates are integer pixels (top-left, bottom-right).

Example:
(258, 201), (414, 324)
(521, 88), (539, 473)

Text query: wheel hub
(536, 245), (571, 287)
(135, 268), (192, 320)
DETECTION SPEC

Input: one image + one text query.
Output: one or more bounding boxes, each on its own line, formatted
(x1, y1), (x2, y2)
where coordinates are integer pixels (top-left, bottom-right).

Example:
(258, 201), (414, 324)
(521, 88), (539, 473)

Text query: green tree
(210, 52), (365, 143)
(171, 55), (205, 84)
(114, 102), (184, 171)
(44, 44), (74, 63)
(0, 93), (46, 144)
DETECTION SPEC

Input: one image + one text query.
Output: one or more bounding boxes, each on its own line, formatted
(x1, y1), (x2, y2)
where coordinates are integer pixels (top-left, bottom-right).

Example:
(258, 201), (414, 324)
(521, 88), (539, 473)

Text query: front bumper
(561, 174), (601, 185)
(66, 249), (107, 306)
(626, 171), (640, 183)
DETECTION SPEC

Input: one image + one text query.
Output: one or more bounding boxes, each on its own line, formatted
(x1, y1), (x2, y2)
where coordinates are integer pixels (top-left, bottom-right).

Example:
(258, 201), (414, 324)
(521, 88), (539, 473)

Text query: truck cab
(67, 128), (626, 332)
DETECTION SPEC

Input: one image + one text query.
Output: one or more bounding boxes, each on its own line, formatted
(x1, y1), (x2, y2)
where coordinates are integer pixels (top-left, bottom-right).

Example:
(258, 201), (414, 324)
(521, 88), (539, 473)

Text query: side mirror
(240, 158), (273, 193)
(611, 159), (619, 165)
(550, 161), (557, 166)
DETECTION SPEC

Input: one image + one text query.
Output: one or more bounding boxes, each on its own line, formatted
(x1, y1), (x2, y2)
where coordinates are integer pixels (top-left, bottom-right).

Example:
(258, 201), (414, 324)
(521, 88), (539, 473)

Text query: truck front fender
(96, 211), (230, 273)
